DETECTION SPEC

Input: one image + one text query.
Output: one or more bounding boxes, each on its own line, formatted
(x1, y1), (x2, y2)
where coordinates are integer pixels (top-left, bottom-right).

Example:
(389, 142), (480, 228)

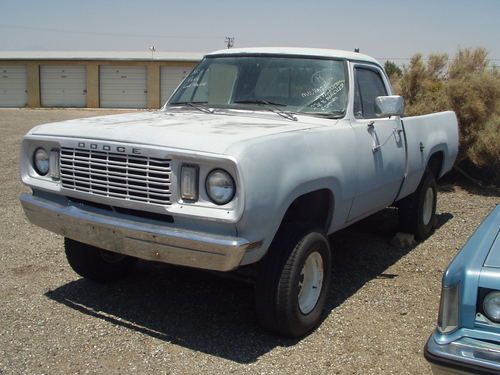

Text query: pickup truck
(20, 47), (459, 337)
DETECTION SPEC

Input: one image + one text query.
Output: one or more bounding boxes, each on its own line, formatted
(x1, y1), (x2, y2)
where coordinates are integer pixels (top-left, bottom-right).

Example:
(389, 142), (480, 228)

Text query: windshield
(168, 55), (348, 117)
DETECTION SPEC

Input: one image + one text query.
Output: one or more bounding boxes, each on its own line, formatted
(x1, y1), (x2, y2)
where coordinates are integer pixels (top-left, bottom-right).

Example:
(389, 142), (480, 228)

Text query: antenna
(149, 45), (156, 59)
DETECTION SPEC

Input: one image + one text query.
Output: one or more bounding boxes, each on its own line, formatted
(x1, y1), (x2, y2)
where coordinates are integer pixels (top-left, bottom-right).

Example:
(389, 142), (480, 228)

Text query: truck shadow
(45, 208), (452, 364)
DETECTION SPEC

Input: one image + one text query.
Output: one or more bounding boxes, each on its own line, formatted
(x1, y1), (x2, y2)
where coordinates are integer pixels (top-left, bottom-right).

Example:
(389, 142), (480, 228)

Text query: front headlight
(483, 291), (500, 323)
(205, 169), (235, 205)
(437, 284), (459, 333)
(33, 148), (49, 176)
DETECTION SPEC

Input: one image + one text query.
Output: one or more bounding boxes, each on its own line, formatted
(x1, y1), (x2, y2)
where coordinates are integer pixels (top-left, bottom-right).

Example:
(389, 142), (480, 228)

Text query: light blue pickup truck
(426, 205), (500, 374)
(20, 48), (459, 336)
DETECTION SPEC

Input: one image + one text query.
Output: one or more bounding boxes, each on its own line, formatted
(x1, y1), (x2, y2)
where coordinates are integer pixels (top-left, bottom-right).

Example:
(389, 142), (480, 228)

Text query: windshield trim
(206, 53), (384, 70)
(206, 53), (345, 62)
(166, 55), (350, 119)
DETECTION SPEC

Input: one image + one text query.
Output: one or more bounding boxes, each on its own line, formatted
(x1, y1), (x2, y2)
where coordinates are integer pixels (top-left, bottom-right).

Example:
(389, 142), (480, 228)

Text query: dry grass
(1, 109), (499, 375)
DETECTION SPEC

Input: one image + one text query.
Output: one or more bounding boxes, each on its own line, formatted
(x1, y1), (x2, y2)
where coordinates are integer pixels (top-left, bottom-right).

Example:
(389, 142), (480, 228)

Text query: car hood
(29, 110), (327, 154)
(484, 209), (500, 268)
(443, 206), (500, 286)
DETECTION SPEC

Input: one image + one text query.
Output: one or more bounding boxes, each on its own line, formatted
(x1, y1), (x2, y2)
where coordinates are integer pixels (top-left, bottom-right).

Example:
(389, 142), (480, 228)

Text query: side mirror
(375, 96), (404, 117)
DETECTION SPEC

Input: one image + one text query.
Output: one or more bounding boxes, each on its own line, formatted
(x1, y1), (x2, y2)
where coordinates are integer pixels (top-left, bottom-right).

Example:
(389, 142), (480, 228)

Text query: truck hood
(29, 110), (326, 154)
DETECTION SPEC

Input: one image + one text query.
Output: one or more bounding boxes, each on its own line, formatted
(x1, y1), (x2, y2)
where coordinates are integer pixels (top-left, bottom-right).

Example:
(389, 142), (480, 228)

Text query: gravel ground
(0, 108), (498, 375)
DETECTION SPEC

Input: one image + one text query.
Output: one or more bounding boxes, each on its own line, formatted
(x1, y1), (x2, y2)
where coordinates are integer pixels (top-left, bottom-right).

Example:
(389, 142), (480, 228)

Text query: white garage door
(100, 66), (147, 108)
(40, 65), (86, 107)
(0, 65), (27, 107)
(160, 66), (192, 105)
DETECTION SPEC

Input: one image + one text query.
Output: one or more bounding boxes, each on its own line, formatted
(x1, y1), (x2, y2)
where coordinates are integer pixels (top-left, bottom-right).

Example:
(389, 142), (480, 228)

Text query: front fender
(228, 123), (358, 265)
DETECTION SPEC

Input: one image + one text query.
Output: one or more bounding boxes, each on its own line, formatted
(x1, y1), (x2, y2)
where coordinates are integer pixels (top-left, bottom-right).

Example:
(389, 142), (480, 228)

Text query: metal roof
(0, 48), (381, 65)
(0, 51), (203, 62)
(207, 47), (380, 65)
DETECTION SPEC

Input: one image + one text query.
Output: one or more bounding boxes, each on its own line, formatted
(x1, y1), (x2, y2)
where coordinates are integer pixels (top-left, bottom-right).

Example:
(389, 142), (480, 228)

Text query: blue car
(425, 205), (500, 374)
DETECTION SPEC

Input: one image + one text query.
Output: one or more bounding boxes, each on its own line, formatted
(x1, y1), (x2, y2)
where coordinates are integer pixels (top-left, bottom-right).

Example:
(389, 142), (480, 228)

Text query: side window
(353, 76), (363, 118)
(354, 67), (387, 119)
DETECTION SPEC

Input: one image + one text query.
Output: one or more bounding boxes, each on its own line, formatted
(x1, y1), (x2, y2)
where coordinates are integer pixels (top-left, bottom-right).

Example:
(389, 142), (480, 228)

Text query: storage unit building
(0, 65), (27, 107)
(0, 51), (202, 109)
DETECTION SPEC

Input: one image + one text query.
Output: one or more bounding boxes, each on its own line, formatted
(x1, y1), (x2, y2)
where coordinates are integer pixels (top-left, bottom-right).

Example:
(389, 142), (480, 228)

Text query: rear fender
(398, 111), (458, 199)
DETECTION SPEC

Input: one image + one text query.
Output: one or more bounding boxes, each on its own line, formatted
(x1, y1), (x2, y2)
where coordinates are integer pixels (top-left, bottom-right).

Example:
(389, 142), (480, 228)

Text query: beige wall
(147, 64), (160, 109)
(26, 62), (40, 107)
(2, 60), (198, 109)
(86, 63), (99, 108)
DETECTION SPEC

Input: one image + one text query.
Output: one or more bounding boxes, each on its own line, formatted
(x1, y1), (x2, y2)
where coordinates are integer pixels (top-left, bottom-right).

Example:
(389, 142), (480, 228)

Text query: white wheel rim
(298, 251), (324, 315)
(423, 187), (434, 226)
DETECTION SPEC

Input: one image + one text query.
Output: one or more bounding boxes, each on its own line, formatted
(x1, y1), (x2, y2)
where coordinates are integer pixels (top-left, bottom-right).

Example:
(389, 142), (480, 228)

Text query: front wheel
(255, 226), (332, 337)
(64, 238), (137, 283)
(399, 171), (437, 241)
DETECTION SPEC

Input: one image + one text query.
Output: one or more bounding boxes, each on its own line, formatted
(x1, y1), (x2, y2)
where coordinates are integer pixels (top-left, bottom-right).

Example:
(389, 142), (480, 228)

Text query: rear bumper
(425, 334), (500, 375)
(20, 193), (251, 271)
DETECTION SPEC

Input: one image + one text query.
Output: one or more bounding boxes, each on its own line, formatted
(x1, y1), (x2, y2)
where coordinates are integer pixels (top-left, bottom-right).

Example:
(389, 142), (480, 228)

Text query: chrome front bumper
(425, 334), (500, 374)
(20, 193), (251, 272)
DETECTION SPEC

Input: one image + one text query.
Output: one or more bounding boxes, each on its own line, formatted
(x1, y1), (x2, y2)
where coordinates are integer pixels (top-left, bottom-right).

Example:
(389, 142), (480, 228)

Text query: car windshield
(168, 55), (348, 118)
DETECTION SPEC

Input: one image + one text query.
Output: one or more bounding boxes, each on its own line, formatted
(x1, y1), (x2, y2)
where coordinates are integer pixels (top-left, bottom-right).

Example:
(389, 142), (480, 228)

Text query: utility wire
(1, 24), (498, 61)
(378, 56), (500, 62)
(0, 24), (225, 40)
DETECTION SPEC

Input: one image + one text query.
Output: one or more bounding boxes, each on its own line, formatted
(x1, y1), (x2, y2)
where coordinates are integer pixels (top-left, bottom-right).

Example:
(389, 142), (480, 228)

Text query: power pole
(225, 37), (235, 49)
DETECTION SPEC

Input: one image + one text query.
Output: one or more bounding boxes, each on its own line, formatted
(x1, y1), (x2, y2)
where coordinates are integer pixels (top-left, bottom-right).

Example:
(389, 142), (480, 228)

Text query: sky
(1, 0), (499, 64)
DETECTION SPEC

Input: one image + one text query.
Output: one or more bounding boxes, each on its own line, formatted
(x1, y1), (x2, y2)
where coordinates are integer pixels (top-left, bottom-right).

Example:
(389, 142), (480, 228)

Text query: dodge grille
(59, 147), (172, 205)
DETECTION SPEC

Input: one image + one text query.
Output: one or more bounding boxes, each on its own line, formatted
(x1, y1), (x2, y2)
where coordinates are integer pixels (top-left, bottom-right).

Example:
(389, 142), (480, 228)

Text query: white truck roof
(207, 47), (380, 66)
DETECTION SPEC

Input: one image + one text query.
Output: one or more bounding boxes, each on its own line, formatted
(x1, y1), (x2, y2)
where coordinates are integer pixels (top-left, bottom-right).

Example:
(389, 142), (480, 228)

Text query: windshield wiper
(305, 111), (345, 119)
(169, 101), (215, 114)
(234, 99), (287, 106)
(234, 99), (297, 121)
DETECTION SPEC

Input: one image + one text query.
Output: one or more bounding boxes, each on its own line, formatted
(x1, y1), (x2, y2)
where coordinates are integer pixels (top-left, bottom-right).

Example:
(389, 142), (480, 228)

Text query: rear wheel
(399, 171), (437, 240)
(64, 238), (137, 283)
(255, 225), (332, 337)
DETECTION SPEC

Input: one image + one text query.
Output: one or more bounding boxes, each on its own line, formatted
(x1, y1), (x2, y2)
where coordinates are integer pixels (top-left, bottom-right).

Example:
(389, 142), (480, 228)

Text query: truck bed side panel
(398, 111), (459, 200)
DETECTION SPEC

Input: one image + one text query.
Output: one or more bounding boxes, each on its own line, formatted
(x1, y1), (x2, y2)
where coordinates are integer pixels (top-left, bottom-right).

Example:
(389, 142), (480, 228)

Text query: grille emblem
(76, 142), (142, 154)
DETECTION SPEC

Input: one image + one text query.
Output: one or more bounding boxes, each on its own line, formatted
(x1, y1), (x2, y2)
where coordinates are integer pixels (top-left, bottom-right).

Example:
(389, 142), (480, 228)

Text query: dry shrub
(468, 115), (500, 183)
(448, 48), (489, 79)
(398, 53), (450, 116)
(390, 48), (500, 185)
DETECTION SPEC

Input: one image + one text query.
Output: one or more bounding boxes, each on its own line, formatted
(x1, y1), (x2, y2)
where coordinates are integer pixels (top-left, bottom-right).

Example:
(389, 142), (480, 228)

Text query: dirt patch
(1, 109), (499, 374)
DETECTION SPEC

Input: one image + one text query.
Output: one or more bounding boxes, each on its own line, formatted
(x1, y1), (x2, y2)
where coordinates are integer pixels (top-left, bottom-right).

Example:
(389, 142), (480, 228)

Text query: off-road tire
(255, 224), (332, 337)
(399, 171), (438, 241)
(64, 238), (137, 283)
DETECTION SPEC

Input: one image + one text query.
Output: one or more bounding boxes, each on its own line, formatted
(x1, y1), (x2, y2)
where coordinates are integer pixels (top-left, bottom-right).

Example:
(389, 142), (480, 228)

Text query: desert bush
(384, 60), (402, 80)
(389, 48), (500, 185)
(467, 114), (500, 183)
(397, 53), (449, 115)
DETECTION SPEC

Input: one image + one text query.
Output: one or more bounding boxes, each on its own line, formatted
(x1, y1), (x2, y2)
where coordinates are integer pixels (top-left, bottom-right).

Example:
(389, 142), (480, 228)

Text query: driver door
(347, 64), (406, 221)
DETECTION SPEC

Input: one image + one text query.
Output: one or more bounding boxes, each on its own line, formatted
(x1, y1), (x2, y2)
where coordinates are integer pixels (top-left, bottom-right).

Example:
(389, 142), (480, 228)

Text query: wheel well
(427, 151), (444, 179)
(281, 189), (333, 232)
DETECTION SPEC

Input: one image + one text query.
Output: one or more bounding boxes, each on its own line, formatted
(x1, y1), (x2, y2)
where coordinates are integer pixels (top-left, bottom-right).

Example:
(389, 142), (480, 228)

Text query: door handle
(372, 127), (402, 153)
